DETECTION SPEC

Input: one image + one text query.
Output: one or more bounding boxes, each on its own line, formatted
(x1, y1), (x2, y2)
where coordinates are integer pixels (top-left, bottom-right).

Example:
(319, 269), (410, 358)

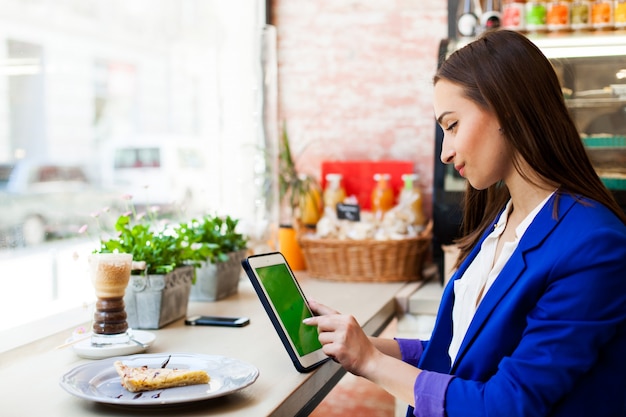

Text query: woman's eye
(445, 121), (458, 132)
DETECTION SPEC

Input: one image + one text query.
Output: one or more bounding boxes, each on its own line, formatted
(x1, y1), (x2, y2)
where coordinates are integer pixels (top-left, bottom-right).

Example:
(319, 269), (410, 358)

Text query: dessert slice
(114, 360), (210, 393)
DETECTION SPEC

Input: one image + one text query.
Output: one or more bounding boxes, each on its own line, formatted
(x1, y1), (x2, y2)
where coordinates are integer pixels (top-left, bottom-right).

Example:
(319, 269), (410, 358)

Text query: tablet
(241, 252), (329, 372)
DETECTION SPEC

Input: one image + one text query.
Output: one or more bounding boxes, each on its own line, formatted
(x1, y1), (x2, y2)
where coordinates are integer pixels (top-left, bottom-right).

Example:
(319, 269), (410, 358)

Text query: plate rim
(59, 352), (260, 406)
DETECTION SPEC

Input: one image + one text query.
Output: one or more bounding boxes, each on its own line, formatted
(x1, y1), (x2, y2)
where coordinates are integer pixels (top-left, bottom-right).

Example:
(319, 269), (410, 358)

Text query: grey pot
(189, 250), (247, 302)
(124, 265), (193, 329)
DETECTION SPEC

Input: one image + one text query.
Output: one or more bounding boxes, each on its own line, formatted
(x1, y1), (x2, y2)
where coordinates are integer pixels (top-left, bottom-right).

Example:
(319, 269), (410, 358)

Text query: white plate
(72, 330), (156, 359)
(59, 353), (260, 406)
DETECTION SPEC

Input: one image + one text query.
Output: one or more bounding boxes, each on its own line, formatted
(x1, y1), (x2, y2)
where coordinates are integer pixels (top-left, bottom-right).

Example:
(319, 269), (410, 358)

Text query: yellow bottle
(400, 174), (426, 227)
(371, 173), (394, 219)
(615, 0), (626, 28)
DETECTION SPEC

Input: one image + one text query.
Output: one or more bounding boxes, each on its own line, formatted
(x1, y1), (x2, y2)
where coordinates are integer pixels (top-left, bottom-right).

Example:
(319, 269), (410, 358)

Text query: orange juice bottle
(547, 1), (571, 31)
(371, 173), (394, 219)
(591, 0), (614, 30)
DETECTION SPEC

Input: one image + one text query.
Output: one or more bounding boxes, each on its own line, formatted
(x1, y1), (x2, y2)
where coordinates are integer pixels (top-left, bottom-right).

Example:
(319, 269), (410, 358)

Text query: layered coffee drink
(88, 253), (132, 345)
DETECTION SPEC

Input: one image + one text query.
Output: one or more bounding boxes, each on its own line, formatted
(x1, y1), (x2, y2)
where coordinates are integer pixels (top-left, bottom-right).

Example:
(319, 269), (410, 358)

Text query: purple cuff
(412, 370), (454, 417)
(395, 338), (425, 367)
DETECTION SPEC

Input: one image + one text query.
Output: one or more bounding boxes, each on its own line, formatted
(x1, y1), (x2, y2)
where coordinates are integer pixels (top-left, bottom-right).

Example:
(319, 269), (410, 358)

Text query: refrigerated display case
(532, 32), (626, 211)
(431, 31), (626, 279)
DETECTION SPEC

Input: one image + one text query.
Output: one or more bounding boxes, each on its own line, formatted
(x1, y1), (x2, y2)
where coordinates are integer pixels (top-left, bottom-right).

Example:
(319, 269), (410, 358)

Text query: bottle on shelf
(525, 1), (548, 32)
(371, 173), (394, 220)
(502, 0), (527, 31)
(400, 173), (426, 227)
(591, 0), (614, 30)
(546, 0), (572, 32)
(571, 1), (592, 31)
(615, 0), (626, 28)
(323, 173), (346, 213)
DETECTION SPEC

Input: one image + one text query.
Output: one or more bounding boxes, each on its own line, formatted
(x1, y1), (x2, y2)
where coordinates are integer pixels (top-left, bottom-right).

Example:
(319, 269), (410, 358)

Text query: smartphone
(184, 315), (250, 327)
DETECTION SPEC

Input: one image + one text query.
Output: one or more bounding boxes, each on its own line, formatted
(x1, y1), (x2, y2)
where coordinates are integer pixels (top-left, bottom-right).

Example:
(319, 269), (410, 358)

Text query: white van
(101, 135), (213, 215)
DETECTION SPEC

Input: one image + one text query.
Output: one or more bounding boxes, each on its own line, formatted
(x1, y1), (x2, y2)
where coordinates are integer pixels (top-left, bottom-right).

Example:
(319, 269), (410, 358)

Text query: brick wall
(272, 0), (448, 217)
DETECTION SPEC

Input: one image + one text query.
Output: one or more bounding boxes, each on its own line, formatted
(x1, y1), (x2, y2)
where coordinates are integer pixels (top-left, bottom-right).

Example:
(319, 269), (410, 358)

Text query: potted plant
(278, 124), (322, 270)
(176, 214), (249, 301)
(95, 203), (199, 329)
(278, 124), (323, 227)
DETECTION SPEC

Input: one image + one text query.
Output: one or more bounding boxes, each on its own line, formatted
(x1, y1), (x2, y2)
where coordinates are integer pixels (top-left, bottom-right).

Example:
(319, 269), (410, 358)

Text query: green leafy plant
(96, 212), (195, 275)
(175, 214), (248, 264)
(87, 196), (248, 276)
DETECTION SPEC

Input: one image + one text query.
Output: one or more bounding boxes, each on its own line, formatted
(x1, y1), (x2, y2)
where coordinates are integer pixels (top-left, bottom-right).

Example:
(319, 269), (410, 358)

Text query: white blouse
(448, 193), (554, 365)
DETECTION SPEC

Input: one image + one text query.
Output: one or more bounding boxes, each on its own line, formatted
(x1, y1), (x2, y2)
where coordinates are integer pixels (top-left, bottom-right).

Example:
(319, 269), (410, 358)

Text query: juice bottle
(615, 0), (626, 28)
(571, 1), (592, 30)
(547, 1), (572, 31)
(323, 173), (346, 212)
(502, 0), (527, 31)
(371, 173), (394, 219)
(525, 1), (548, 32)
(400, 174), (426, 227)
(591, 0), (614, 30)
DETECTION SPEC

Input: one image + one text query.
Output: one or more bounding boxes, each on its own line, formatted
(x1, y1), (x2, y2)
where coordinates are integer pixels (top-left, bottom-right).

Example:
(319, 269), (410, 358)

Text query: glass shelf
(566, 97), (626, 109)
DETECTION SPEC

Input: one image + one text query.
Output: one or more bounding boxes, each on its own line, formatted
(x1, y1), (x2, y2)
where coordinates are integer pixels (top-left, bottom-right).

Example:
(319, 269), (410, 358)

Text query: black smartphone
(184, 315), (250, 327)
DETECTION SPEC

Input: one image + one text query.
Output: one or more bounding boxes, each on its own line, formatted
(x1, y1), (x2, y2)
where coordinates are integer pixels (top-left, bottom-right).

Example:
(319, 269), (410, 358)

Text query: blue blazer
(419, 193), (626, 416)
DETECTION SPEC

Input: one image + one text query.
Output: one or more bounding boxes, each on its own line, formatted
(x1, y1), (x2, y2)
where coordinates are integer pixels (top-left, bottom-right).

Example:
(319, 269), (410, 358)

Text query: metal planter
(189, 250), (247, 302)
(124, 265), (193, 329)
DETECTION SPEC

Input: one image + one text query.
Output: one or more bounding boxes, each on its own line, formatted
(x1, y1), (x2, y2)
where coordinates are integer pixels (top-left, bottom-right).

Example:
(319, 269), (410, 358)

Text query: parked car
(0, 159), (123, 247)
(100, 135), (213, 215)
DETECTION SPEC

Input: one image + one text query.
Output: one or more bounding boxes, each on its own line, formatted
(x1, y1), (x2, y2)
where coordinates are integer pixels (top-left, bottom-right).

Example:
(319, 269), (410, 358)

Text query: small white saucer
(72, 330), (156, 359)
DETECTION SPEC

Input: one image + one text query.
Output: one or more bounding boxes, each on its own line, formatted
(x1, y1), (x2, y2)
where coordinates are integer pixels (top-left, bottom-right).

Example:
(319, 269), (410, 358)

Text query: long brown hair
(434, 29), (626, 268)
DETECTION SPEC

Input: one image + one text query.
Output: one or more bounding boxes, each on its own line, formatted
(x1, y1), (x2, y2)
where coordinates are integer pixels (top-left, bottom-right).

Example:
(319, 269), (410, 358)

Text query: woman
(304, 29), (626, 417)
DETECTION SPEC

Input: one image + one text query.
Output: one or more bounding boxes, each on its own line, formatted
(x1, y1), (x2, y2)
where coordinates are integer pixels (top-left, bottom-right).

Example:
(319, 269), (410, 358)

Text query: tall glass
(88, 253), (132, 345)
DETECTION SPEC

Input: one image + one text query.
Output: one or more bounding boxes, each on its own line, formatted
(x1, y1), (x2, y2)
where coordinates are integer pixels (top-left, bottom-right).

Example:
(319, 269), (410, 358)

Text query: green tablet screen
(254, 263), (323, 356)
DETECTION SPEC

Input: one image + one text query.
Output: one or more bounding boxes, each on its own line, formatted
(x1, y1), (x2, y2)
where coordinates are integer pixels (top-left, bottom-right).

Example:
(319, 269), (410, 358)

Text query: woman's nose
(440, 139), (455, 164)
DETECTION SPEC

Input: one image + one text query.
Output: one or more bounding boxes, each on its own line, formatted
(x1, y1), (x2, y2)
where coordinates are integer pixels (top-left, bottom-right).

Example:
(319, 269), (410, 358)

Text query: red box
(321, 160), (415, 211)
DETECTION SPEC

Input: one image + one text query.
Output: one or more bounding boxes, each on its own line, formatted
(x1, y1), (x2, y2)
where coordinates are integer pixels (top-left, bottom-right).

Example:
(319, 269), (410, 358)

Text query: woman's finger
(308, 299), (340, 316)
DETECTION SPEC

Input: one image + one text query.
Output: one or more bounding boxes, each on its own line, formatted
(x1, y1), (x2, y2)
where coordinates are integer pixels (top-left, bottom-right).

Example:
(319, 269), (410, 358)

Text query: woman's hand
(305, 299), (421, 406)
(304, 299), (381, 377)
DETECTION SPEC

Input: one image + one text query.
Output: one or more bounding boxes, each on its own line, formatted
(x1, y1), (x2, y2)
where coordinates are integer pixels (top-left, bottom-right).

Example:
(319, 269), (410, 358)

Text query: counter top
(0, 273), (409, 417)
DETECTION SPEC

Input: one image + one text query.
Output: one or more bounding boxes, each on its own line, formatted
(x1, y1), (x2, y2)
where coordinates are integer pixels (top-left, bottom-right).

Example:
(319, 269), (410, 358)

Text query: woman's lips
(455, 165), (465, 177)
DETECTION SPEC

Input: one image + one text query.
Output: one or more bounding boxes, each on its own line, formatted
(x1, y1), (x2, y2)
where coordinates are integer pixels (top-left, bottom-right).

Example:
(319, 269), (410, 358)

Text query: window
(0, 0), (274, 350)
(114, 148), (161, 169)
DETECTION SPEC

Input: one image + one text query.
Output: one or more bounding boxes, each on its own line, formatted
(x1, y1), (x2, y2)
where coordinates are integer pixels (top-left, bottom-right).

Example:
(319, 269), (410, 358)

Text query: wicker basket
(299, 220), (432, 282)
